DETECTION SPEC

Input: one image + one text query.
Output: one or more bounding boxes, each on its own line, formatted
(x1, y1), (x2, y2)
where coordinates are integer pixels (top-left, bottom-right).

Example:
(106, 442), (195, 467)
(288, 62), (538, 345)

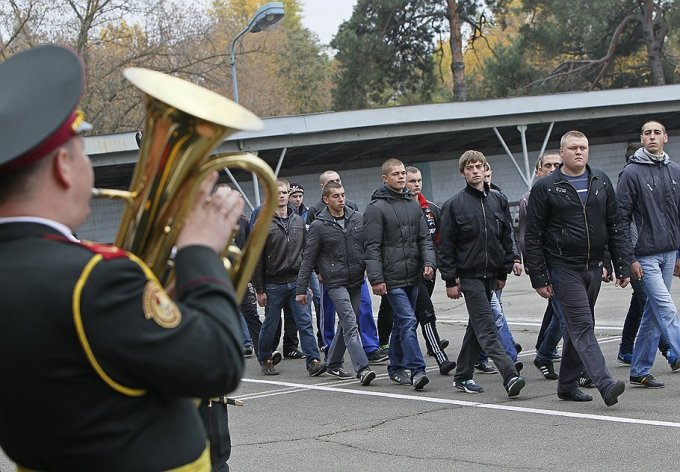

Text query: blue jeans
(490, 291), (517, 361)
(385, 286), (426, 378)
(258, 281), (321, 369)
(240, 313), (253, 348)
(631, 251), (680, 377)
(535, 299), (566, 363)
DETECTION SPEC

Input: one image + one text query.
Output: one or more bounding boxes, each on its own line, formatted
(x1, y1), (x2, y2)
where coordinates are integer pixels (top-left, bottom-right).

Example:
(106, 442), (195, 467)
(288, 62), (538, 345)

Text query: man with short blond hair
(526, 130), (631, 406)
(364, 158), (436, 390)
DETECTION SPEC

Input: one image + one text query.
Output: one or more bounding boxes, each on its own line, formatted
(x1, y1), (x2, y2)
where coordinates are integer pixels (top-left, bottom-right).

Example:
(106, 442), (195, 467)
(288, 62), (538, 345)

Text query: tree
(478, 0), (677, 97)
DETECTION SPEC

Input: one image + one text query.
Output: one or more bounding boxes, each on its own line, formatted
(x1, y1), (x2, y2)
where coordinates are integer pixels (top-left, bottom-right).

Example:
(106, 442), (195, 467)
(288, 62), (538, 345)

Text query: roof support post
(493, 127), (530, 187)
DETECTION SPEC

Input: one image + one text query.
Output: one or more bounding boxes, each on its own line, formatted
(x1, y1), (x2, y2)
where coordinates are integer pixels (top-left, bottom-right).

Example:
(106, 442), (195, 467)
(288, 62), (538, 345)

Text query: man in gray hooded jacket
(617, 120), (680, 389)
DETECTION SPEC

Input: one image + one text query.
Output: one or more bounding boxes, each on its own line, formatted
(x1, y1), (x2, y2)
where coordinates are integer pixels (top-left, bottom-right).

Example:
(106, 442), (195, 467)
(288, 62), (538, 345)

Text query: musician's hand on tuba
(176, 171), (244, 254)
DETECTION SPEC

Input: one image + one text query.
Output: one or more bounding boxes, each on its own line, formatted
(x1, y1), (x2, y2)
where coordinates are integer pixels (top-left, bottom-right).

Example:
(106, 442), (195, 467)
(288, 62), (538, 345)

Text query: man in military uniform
(0, 45), (246, 471)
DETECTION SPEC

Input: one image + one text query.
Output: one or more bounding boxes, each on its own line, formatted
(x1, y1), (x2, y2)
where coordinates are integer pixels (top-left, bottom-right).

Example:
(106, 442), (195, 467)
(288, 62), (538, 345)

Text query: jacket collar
(553, 164), (596, 184)
(464, 182), (490, 198)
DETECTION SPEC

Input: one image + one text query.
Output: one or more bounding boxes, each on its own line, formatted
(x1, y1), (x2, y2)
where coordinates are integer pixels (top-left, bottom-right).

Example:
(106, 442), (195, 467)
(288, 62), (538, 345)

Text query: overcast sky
(300, 0), (356, 46)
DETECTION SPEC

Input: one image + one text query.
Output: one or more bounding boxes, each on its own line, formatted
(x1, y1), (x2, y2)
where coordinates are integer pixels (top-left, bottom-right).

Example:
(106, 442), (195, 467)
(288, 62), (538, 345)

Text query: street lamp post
(229, 2), (285, 104)
(228, 2), (284, 208)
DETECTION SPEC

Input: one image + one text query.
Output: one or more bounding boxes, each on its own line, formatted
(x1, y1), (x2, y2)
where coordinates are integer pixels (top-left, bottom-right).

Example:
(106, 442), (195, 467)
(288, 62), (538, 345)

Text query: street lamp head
(247, 2), (285, 33)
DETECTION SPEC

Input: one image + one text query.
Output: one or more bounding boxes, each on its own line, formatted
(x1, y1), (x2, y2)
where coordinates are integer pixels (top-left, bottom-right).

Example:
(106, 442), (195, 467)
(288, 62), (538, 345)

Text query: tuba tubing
(93, 68), (277, 303)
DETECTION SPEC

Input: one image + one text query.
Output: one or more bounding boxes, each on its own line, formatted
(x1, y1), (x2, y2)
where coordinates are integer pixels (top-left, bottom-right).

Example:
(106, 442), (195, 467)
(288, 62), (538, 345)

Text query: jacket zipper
(481, 196), (489, 275)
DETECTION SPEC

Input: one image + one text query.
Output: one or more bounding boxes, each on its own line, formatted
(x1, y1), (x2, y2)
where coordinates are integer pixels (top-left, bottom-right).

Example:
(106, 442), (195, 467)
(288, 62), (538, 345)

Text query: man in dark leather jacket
(525, 130), (632, 407)
(439, 150), (525, 397)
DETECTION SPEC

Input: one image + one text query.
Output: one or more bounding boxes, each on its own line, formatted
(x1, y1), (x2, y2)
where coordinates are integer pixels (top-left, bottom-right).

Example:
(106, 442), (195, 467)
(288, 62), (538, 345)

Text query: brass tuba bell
(93, 68), (277, 302)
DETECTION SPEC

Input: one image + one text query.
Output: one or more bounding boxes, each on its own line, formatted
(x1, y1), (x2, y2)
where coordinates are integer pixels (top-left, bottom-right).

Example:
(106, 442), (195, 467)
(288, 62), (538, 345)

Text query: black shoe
(412, 372), (429, 391)
(557, 389), (593, 402)
(328, 367), (353, 379)
(515, 361), (524, 374)
(271, 351), (282, 366)
(474, 361), (498, 374)
(603, 380), (625, 406)
(534, 359), (559, 380)
(439, 360), (457, 375)
(243, 346), (254, 357)
(284, 349), (305, 359)
(578, 372), (593, 388)
(427, 338), (450, 356)
(358, 368), (376, 386)
(630, 374), (665, 388)
(308, 359), (327, 377)
(367, 350), (389, 364)
(389, 369), (411, 385)
(505, 375), (525, 397)
(514, 343), (522, 354)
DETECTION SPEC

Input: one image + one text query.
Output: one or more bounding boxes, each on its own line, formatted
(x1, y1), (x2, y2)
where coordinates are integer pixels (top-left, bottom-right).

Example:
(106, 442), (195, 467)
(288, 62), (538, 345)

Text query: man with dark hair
(518, 152), (564, 381)
(296, 181), (376, 385)
(616, 142), (674, 367)
(0, 45), (246, 470)
(617, 121), (680, 388)
(364, 158), (437, 390)
(308, 169), (387, 364)
(439, 150), (525, 397)
(254, 179), (326, 377)
(526, 130), (631, 406)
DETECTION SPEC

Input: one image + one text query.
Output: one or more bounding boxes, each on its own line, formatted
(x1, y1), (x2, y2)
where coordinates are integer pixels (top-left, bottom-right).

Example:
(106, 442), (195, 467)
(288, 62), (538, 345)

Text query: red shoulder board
(79, 240), (128, 260)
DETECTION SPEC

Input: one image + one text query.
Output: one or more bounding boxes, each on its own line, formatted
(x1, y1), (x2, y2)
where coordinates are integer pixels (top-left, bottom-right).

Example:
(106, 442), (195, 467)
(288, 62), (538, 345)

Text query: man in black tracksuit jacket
(525, 130), (632, 406)
(439, 150), (524, 397)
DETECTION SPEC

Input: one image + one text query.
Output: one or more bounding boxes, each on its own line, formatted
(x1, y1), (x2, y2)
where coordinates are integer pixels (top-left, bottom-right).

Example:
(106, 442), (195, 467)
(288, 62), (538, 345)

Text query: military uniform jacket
(0, 222), (244, 471)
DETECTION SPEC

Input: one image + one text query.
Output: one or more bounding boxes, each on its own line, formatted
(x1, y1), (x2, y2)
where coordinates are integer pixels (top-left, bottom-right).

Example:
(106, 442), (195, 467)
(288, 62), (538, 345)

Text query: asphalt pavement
(3, 273), (680, 471)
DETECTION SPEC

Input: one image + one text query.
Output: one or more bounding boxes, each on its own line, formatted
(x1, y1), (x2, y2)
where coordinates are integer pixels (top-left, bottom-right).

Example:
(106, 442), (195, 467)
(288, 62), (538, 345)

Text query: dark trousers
(240, 282), (262, 355)
(276, 305), (300, 352)
(619, 278), (669, 355)
(535, 302), (554, 350)
(453, 277), (517, 385)
(549, 267), (616, 396)
(199, 400), (231, 472)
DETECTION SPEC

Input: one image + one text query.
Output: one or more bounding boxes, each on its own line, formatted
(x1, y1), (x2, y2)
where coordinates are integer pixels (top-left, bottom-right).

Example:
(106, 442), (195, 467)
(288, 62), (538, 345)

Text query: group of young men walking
(251, 120), (680, 408)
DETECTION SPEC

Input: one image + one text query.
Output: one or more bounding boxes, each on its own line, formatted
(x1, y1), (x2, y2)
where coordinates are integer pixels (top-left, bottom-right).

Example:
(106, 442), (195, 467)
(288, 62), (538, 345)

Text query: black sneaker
(427, 338), (450, 356)
(358, 368), (376, 386)
(630, 374), (665, 388)
(328, 367), (353, 379)
(439, 360), (457, 375)
(514, 343), (522, 354)
(474, 361), (498, 374)
(515, 361), (524, 374)
(412, 372), (429, 391)
(603, 380), (625, 406)
(243, 346), (254, 357)
(533, 359), (559, 380)
(578, 372), (593, 388)
(367, 350), (389, 364)
(271, 351), (282, 366)
(454, 379), (484, 394)
(308, 359), (327, 377)
(505, 375), (525, 397)
(284, 349), (305, 359)
(557, 388), (592, 402)
(389, 369), (411, 385)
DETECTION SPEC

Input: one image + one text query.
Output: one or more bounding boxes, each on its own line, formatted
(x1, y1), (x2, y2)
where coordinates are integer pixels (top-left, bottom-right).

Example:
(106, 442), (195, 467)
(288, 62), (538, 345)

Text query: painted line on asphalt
(437, 319), (624, 331)
(241, 377), (680, 429)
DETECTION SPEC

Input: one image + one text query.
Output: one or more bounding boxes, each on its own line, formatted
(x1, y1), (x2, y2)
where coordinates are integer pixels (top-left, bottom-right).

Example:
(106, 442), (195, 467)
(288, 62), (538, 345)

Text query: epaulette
(78, 240), (129, 260)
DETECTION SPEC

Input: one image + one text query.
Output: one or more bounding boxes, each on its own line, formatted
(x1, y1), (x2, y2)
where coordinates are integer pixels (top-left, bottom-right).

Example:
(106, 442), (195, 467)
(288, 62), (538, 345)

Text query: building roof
(88, 84), (680, 188)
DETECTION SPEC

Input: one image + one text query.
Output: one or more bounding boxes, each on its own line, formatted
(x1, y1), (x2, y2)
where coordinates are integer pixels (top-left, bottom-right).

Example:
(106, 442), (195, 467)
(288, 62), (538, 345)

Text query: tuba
(93, 68), (277, 302)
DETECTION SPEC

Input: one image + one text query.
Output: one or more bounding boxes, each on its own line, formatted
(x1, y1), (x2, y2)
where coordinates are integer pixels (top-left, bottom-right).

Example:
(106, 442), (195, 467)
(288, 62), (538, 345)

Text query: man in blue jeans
(617, 120), (680, 388)
(254, 179), (326, 377)
(364, 158), (437, 390)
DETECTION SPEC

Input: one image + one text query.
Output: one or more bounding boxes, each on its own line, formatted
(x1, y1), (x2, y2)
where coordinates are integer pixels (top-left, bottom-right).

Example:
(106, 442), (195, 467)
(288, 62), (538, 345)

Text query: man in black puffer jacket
(525, 130), (632, 407)
(364, 158), (437, 390)
(296, 181), (376, 385)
